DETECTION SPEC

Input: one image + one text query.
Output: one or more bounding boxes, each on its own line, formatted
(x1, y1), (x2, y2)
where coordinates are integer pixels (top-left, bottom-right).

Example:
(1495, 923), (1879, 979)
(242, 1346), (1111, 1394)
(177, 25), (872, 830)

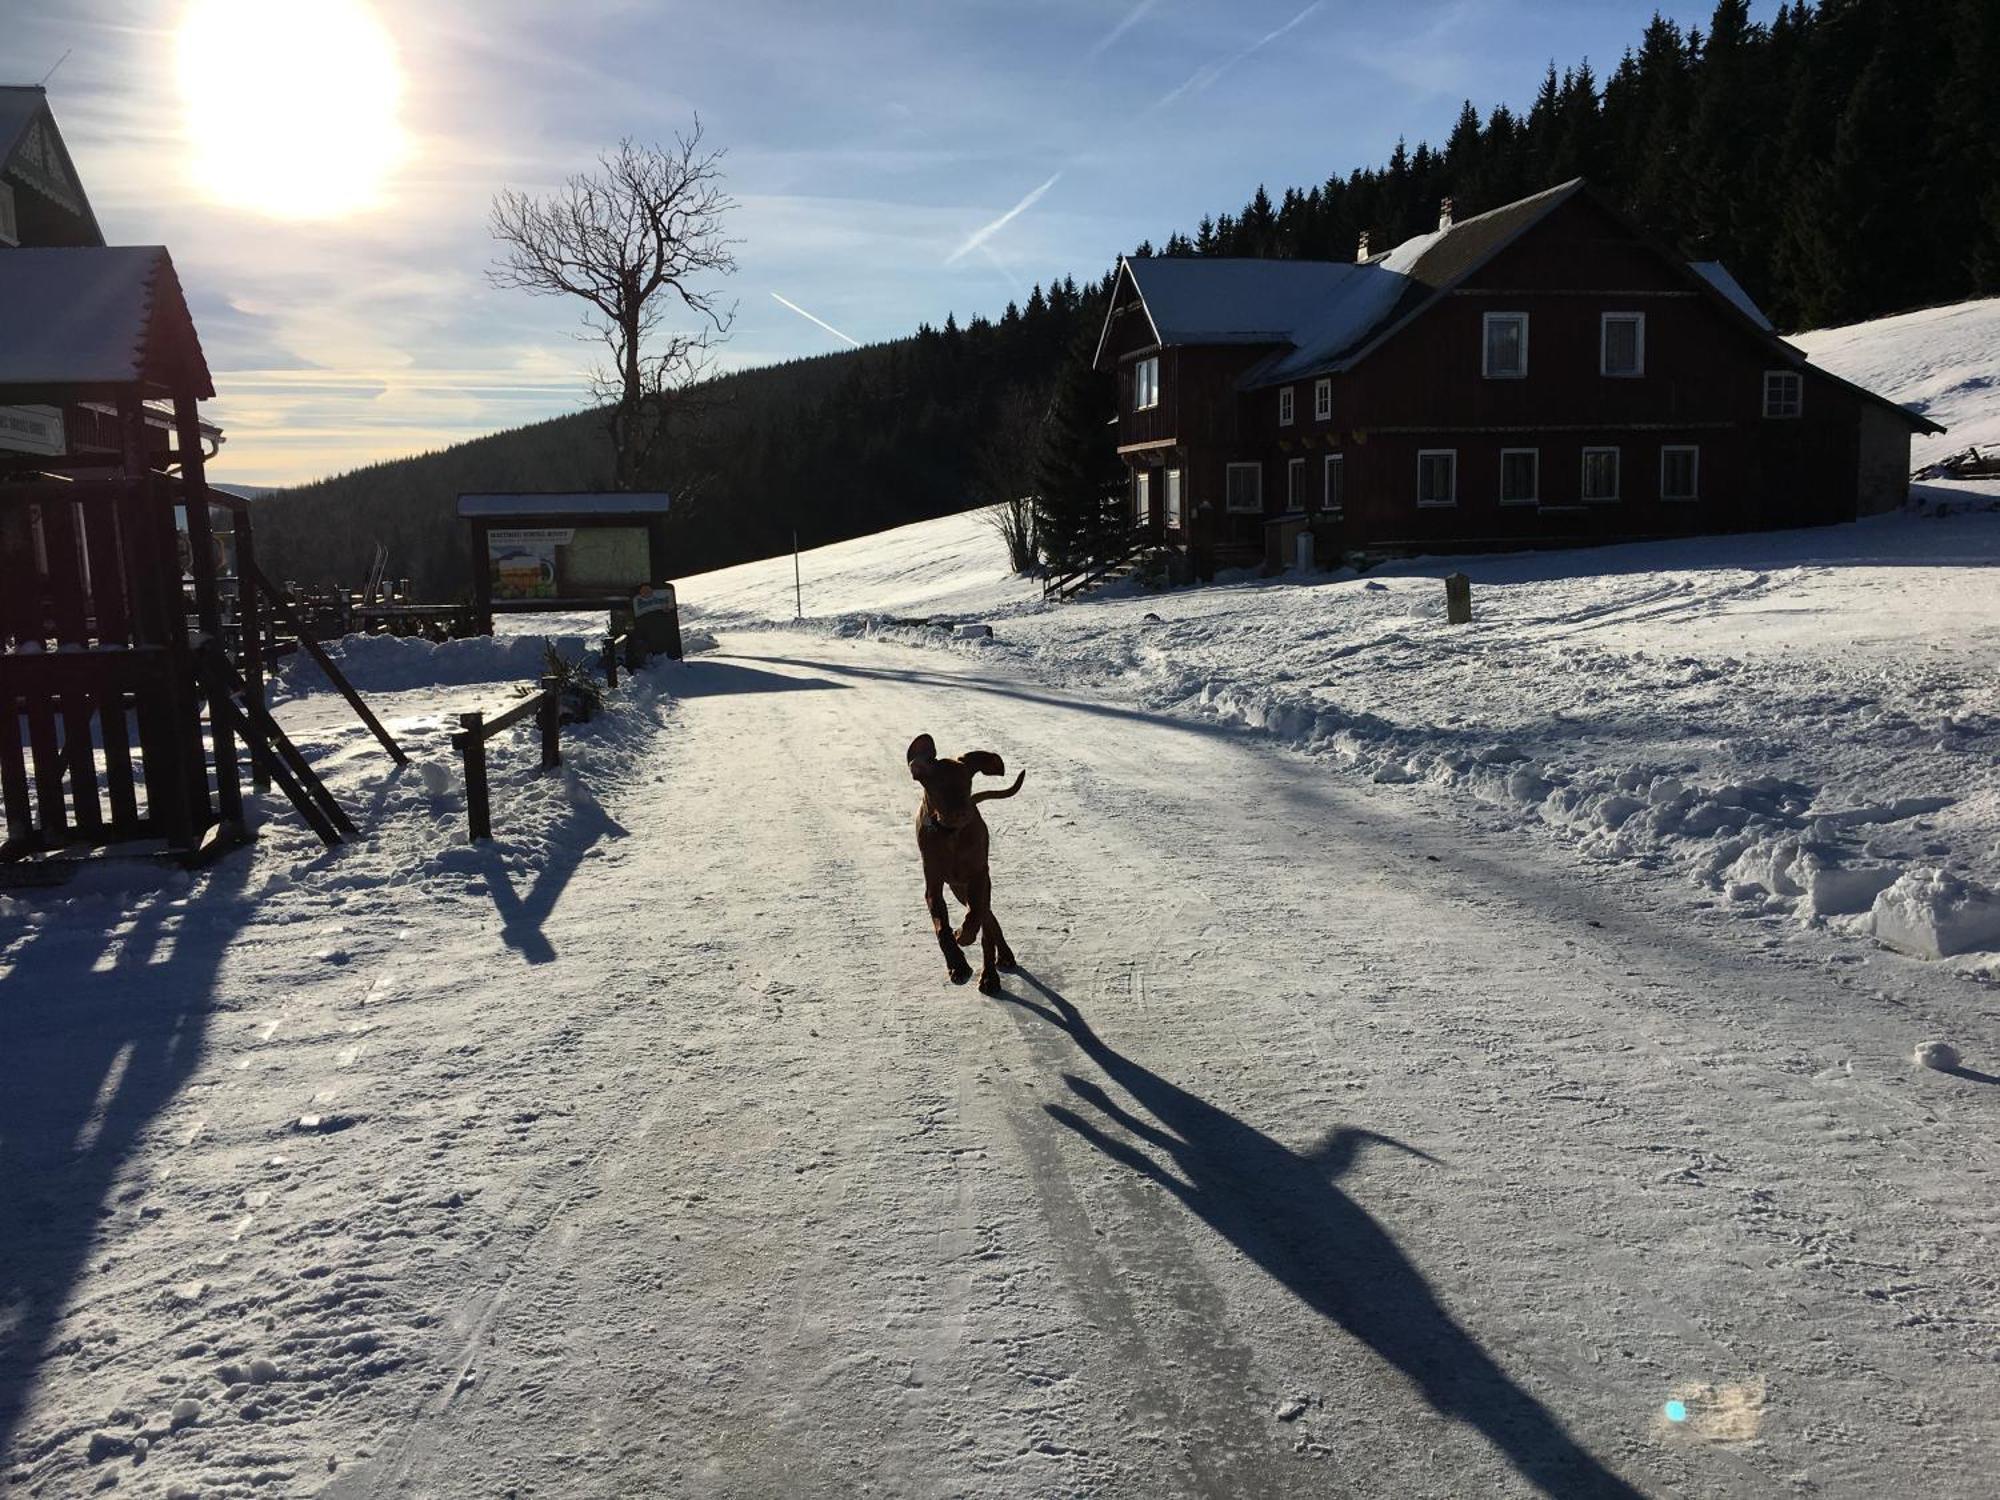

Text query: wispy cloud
(769, 291), (861, 347)
(1152, 1), (1324, 111)
(1087, 0), (1160, 61)
(945, 170), (1063, 265)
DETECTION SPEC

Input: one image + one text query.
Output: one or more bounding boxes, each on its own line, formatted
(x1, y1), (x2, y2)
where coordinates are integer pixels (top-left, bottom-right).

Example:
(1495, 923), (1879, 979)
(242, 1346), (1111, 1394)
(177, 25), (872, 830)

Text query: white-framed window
(1482, 312), (1528, 379)
(1313, 378), (1332, 421)
(1165, 467), (1183, 527)
(1286, 458), (1306, 512)
(1278, 386), (1295, 426)
(1417, 449), (1457, 507)
(1660, 445), (1699, 501)
(1225, 462), (1263, 513)
(1581, 446), (1621, 502)
(1134, 469), (1151, 524)
(1601, 312), (1645, 377)
(1763, 369), (1802, 419)
(1133, 355), (1160, 411)
(1499, 448), (1539, 506)
(1322, 453), (1345, 513)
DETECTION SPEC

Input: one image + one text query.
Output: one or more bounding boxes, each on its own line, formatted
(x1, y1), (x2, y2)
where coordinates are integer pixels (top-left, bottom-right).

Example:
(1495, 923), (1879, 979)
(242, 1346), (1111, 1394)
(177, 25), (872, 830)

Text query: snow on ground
(692, 498), (2000, 970)
(2, 298), (1998, 1499)
(1793, 297), (2000, 468)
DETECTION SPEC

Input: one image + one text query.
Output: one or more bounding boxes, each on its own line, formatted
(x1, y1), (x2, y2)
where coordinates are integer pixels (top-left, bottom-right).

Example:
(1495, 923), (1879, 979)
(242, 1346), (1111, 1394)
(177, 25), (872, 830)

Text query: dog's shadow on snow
(1000, 970), (1645, 1500)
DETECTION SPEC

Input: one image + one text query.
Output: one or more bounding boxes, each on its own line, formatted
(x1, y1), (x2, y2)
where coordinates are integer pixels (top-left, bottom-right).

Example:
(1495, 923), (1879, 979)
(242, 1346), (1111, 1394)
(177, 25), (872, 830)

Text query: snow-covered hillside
(1792, 297), (2000, 468)
(2, 298), (1996, 1500)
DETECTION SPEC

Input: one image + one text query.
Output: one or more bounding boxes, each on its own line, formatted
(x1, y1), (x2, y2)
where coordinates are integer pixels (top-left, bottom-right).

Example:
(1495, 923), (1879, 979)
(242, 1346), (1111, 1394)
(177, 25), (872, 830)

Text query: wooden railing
(451, 676), (561, 843)
(1042, 528), (1152, 601)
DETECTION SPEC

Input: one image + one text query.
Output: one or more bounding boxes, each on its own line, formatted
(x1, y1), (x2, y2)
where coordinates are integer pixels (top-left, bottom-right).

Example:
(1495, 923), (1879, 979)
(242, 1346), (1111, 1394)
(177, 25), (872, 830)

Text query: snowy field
(2, 301), (1998, 1499)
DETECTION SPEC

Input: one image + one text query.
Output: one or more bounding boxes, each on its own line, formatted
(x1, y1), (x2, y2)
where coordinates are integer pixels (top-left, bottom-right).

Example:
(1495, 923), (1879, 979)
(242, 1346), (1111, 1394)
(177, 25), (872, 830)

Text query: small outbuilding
(457, 492), (672, 630)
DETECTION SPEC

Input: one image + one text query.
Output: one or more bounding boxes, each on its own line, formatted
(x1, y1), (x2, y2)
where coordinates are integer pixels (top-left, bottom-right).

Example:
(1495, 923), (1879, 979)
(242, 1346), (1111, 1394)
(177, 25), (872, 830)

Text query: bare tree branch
(489, 122), (739, 489)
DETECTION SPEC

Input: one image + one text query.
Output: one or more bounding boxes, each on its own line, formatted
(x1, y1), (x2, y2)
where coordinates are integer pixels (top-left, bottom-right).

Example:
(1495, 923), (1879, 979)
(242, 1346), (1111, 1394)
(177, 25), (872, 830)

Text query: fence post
(1444, 571), (1473, 625)
(537, 677), (561, 770)
(602, 634), (618, 690)
(458, 711), (490, 841)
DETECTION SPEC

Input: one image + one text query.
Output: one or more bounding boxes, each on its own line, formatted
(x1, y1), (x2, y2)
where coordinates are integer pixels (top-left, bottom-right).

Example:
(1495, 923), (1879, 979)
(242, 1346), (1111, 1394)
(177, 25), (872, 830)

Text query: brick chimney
(1356, 229), (1371, 262)
(1438, 197), (1455, 231)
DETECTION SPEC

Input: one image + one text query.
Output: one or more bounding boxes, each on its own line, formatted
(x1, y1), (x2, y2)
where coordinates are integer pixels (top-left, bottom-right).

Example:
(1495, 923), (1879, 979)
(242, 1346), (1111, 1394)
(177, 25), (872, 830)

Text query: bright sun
(177, 0), (405, 219)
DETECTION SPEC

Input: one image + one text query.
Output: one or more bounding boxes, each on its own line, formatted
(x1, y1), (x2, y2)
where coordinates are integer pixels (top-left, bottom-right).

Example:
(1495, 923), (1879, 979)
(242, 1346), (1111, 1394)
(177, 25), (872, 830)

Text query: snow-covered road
(6, 623), (1997, 1498)
(282, 630), (1994, 1499)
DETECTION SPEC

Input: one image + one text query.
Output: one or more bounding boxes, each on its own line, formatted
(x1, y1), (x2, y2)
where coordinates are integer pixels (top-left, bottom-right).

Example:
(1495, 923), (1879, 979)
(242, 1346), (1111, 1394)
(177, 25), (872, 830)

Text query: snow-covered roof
(0, 246), (213, 398)
(1689, 261), (1774, 331)
(457, 492), (672, 518)
(1252, 180), (1586, 384)
(1103, 181), (1592, 387)
(1120, 259), (1369, 346)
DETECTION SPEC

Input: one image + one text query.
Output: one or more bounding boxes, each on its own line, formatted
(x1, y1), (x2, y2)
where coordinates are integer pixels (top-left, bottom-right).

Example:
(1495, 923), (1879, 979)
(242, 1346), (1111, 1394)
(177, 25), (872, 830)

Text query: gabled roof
(1252, 179), (1586, 383)
(1095, 176), (1940, 435)
(0, 247), (214, 399)
(0, 85), (104, 245)
(1688, 261), (1773, 331)
(1118, 258), (1370, 346)
(1096, 180), (1588, 382)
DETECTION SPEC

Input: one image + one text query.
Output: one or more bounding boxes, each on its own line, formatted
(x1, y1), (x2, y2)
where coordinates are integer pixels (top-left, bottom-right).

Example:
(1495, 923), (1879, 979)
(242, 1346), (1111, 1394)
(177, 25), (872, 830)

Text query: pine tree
(1032, 324), (1125, 575)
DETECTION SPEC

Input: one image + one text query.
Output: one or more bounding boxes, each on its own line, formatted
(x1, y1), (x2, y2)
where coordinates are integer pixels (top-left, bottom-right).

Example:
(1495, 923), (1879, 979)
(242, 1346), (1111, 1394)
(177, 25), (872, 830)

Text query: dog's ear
(962, 751), (1005, 777)
(907, 733), (937, 779)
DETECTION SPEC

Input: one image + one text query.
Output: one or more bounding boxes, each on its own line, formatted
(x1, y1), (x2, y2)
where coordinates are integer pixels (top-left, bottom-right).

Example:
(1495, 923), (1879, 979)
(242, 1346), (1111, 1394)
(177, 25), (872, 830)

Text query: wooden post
(793, 532), (802, 620)
(236, 514), (269, 791)
(602, 634), (618, 689)
(176, 393), (241, 827)
(1444, 571), (1472, 625)
(537, 677), (561, 770)
(459, 711), (489, 841)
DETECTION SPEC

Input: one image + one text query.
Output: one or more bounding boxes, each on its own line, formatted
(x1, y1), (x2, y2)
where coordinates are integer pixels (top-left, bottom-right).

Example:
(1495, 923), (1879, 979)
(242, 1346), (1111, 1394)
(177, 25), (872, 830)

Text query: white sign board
(0, 405), (65, 456)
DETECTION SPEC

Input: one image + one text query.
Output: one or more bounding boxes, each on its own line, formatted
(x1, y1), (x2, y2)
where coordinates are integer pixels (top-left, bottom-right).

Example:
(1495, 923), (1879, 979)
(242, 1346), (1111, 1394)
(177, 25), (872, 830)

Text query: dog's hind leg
(984, 908), (1017, 974)
(927, 875), (972, 985)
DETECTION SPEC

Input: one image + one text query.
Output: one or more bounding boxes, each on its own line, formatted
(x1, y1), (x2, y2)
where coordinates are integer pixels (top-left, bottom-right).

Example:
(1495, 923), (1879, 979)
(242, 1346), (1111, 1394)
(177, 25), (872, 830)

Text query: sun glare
(177, 0), (406, 219)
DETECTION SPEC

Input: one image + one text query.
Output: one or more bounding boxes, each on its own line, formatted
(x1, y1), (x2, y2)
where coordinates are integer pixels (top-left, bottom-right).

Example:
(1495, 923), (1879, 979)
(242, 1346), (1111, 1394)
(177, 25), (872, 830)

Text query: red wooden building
(1096, 179), (1944, 569)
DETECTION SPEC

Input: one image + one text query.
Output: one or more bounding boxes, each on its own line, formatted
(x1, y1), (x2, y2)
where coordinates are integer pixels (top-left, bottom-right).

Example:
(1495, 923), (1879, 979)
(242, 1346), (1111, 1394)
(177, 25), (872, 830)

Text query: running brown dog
(907, 733), (1024, 993)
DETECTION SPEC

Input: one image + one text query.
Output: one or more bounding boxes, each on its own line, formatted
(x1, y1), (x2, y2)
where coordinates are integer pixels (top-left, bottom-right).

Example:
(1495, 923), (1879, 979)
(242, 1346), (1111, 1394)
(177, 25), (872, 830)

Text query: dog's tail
(973, 771), (1025, 804)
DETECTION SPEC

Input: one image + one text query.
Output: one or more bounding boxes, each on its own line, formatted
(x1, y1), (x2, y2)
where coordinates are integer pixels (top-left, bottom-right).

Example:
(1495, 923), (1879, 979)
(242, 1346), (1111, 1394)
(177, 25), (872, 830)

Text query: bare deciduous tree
(489, 125), (737, 490)
(975, 387), (1045, 575)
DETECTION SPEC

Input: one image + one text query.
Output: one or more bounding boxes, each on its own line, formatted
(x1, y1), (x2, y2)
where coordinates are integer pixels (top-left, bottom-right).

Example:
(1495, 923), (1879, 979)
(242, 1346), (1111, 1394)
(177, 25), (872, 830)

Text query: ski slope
(2, 300), (1998, 1500)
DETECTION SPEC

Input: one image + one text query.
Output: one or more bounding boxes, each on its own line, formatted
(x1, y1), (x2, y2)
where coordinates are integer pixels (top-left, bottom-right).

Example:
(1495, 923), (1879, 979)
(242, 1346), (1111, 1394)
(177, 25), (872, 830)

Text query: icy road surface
(4, 630), (1996, 1499)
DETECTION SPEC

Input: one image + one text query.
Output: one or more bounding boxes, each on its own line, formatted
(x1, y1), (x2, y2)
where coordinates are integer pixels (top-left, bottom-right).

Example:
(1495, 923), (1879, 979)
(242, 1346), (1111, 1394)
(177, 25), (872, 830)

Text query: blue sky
(13, 1), (1765, 485)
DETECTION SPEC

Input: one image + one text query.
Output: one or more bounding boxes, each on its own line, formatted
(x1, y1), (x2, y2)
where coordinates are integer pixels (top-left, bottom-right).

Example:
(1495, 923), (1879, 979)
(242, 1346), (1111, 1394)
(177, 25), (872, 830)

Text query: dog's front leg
(926, 874), (972, 985)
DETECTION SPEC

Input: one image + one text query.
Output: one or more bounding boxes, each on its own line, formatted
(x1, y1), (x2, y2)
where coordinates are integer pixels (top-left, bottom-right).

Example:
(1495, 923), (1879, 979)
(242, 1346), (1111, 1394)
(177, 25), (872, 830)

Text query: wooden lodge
(1096, 179), (1945, 571)
(1, 87), (357, 867)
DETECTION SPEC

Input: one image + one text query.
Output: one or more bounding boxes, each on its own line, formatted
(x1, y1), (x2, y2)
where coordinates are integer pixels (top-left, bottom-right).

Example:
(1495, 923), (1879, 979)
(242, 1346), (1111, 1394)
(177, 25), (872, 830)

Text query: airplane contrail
(1088, 0), (1159, 60)
(1153, 1), (1323, 111)
(946, 171), (1063, 265)
(769, 291), (862, 348)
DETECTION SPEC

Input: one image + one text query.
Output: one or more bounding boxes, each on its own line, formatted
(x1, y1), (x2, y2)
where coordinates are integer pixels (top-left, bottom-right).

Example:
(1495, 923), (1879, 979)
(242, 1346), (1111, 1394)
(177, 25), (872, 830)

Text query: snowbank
(279, 630), (596, 696)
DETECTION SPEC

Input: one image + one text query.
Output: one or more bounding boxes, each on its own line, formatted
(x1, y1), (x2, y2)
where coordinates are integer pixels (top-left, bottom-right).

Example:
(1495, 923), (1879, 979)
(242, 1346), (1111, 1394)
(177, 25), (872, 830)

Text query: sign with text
(487, 527), (574, 600)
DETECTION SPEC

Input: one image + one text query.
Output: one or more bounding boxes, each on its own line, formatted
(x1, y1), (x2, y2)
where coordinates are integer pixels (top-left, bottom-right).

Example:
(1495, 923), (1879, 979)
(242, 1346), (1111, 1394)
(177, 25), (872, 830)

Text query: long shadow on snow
(0, 859), (251, 1469)
(1001, 970), (1645, 1500)
(471, 792), (629, 965)
(665, 659), (852, 699)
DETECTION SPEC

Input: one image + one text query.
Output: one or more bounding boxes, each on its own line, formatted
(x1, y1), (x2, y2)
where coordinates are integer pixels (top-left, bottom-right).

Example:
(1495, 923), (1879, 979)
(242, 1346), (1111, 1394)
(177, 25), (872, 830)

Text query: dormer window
(1278, 386), (1295, 426)
(1601, 312), (1645, 377)
(1482, 312), (1528, 379)
(1133, 356), (1160, 412)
